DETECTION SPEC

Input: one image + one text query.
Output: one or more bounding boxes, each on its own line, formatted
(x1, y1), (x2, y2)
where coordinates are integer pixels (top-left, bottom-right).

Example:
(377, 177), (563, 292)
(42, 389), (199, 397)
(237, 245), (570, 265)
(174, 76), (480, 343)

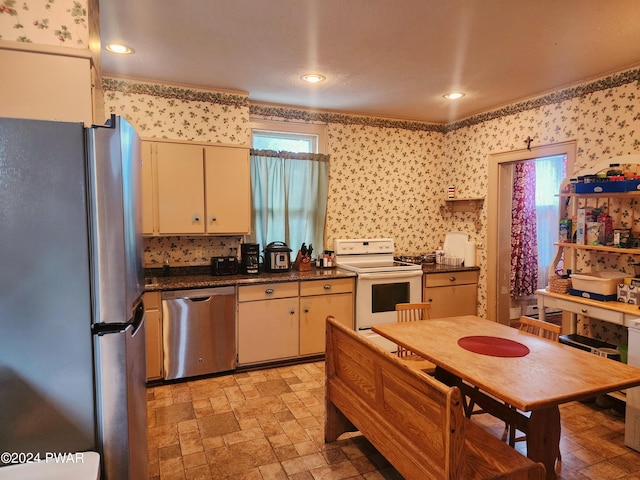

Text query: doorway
(486, 141), (576, 323)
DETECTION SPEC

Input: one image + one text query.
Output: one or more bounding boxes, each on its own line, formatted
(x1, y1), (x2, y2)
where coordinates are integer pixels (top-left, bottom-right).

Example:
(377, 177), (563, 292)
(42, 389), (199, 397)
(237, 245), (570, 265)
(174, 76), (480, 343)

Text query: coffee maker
(241, 243), (260, 274)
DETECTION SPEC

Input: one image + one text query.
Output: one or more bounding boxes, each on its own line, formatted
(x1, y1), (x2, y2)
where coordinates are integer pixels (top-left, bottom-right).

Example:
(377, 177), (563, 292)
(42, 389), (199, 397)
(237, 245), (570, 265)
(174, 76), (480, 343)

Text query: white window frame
(250, 119), (327, 153)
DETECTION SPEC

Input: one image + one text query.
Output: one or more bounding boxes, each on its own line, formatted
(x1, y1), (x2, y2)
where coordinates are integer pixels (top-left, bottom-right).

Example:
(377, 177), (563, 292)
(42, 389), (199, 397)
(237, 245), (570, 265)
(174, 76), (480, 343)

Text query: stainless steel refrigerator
(0, 115), (148, 479)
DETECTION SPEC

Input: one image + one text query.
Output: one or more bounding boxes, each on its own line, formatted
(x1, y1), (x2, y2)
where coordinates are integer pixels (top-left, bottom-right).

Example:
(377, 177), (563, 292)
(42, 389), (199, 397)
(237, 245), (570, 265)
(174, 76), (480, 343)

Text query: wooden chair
(518, 315), (561, 342)
(506, 316), (562, 450)
(395, 302), (436, 374)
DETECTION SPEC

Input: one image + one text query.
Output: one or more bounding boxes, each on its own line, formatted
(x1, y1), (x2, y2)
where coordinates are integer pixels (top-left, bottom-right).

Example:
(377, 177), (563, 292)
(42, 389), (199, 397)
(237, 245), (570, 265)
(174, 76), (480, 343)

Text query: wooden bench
(324, 317), (546, 480)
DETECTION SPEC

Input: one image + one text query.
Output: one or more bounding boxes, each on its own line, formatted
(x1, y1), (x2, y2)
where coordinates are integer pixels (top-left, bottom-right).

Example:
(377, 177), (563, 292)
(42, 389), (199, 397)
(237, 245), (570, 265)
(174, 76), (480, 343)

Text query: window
(249, 121), (329, 254)
(251, 120), (326, 153)
(252, 130), (317, 153)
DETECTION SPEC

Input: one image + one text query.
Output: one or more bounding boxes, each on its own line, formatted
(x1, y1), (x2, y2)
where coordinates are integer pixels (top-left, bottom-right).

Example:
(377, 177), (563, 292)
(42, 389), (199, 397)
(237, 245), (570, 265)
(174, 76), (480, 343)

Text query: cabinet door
(156, 143), (205, 234)
(300, 293), (353, 355)
(144, 292), (162, 381)
(0, 49), (92, 125)
(238, 297), (299, 364)
(425, 284), (478, 318)
(204, 146), (250, 234)
(141, 141), (155, 235)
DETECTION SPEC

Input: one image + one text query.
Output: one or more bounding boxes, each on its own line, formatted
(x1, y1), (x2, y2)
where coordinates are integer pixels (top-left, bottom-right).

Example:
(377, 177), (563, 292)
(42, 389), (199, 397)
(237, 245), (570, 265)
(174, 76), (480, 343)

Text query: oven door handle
(357, 271), (423, 280)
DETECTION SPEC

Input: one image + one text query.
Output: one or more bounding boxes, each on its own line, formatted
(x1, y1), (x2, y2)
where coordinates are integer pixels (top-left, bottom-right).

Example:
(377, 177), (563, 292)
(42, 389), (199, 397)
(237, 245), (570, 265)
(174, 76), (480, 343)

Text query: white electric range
(334, 238), (423, 351)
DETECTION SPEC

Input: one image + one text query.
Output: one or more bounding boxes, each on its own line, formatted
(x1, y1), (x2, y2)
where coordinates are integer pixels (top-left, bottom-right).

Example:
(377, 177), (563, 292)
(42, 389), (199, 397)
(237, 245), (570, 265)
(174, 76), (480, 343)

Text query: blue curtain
(250, 149), (330, 256)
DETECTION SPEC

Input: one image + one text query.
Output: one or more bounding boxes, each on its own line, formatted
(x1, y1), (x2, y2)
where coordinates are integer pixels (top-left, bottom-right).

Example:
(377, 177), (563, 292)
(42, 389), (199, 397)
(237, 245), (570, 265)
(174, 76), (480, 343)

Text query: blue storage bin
(625, 179), (640, 192)
(575, 181), (627, 194)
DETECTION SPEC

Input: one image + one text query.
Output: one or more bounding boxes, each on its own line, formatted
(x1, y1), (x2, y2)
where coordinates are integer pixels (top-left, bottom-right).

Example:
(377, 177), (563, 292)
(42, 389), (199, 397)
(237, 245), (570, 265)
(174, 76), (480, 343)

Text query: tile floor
(148, 360), (640, 480)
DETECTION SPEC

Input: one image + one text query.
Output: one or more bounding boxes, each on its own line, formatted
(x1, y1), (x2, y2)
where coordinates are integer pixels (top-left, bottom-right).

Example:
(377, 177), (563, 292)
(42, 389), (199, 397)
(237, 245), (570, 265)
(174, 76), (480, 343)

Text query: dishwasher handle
(189, 296), (212, 302)
(161, 286), (235, 301)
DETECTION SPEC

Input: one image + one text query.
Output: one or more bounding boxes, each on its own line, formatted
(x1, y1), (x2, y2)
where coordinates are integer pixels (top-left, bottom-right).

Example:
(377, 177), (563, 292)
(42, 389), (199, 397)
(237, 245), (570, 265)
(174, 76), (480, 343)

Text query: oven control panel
(334, 238), (394, 255)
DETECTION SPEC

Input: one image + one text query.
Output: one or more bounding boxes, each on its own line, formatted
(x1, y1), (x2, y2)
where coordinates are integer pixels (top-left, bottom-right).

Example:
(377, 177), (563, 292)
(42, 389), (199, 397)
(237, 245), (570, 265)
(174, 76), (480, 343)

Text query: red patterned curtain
(510, 161), (538, 296)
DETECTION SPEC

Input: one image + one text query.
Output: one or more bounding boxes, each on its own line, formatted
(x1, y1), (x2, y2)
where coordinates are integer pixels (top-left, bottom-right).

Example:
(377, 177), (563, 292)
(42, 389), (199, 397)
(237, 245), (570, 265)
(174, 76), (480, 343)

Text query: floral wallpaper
(0, 0), (88, 46)
(103, 68), (640, 344)
(144, 236), (243, 267)
(103, 78), (250, 144)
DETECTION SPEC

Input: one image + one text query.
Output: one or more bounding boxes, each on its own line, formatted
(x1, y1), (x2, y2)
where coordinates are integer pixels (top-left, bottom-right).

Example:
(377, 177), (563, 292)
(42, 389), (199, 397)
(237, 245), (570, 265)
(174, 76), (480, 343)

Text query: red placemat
(458, 336), (530, 357)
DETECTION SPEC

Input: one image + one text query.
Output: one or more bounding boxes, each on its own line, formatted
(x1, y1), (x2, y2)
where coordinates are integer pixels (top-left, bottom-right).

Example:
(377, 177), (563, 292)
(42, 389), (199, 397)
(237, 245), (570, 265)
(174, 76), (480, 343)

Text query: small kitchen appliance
(241, 243), (260, 274)
(211, 256), (239, 275)
(211, 256), (226, 275)
(264, 241), (292, 272)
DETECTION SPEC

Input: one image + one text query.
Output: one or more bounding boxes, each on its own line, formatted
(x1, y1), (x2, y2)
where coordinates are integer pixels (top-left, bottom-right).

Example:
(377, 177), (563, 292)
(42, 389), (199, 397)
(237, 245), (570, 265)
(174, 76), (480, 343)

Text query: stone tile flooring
(148, 360), (640, 479)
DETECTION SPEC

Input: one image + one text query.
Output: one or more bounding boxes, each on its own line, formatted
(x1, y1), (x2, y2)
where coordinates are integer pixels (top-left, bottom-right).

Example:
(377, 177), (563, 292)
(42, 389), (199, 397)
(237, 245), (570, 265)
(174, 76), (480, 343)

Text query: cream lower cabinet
(299, 278), (354, 355)
(237, 282), (300, 365)
(143, 292), (163, 381)
(424, 270), (478, 318)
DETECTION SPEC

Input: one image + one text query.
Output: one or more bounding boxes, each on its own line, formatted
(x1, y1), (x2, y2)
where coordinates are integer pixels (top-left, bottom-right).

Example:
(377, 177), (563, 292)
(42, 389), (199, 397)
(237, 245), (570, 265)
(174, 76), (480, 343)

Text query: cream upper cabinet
(204, 146), (251, 234)
(0, 48), (93, 126)
(156, 142), (206, 234)
(141, 141), (155, 235)
(141, 141), (251, 235)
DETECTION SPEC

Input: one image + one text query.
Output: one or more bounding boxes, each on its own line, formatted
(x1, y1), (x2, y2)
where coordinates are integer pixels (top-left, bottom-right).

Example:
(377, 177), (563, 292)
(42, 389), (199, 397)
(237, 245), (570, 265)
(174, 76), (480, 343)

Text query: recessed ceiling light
(443, 92), (465, 100)
(300, 74), (326, 84)
(106, 43), (134, 54)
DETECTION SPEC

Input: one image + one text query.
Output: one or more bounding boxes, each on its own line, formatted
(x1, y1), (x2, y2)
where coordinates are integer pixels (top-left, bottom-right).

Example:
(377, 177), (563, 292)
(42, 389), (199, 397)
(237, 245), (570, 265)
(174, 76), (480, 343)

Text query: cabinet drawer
(300, 278), (354, 297)
(144, 291), (161, 310)
(547, 296), (624, 325)
(424, 270), (478, 288)
(238, 282), (299, 301)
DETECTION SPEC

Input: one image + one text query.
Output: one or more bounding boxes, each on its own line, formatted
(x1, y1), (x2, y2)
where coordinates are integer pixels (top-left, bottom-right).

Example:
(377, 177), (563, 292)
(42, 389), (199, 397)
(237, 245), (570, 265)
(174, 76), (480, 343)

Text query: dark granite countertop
(421, 264), (480, 274)
(144, 263), (479, 292)
(144, 267), (356, 292)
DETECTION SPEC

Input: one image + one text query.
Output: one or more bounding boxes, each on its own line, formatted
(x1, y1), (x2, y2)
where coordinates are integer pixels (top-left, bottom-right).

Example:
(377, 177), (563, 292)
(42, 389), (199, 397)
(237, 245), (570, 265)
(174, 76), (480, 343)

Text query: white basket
(570, 272), (628, 295)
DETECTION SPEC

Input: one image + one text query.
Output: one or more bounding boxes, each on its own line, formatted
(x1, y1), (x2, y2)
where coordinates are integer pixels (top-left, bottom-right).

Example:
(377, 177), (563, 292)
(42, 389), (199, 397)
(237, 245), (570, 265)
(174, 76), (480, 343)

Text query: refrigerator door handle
(91, 114), (117, 130)
(131, 300), (145, 336)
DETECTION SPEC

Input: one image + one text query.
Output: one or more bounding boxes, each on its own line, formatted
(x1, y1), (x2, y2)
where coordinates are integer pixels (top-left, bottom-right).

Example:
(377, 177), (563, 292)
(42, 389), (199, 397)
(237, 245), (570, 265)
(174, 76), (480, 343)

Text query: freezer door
(87, 115), (144, 325)
(94, 302), (148, 480)
(0, 117), (95, 460)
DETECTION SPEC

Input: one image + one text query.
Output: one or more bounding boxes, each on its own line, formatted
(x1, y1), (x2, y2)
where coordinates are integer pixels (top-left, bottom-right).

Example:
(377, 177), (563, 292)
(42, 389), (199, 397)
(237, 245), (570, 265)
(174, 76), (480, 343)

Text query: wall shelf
(554, 242), (640, 255)
(443, 197), (484, 212)
(558, 191), (640, 199)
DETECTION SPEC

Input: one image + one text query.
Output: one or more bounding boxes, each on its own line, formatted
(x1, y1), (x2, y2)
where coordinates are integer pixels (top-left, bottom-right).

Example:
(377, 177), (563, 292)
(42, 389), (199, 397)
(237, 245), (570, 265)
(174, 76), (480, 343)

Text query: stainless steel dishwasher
(162, 287), (236, 380)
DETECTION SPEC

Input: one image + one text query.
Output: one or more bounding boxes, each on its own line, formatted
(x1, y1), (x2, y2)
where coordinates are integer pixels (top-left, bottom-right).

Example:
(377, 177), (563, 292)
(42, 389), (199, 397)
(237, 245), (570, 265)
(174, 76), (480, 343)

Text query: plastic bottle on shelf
(597, 210), (614, 246)
(559, 216), (571, 243)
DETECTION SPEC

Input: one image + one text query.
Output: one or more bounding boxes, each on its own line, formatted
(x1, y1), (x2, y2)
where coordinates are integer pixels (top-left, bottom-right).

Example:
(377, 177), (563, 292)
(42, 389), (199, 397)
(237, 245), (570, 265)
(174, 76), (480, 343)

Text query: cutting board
(443, 232), (468, 259)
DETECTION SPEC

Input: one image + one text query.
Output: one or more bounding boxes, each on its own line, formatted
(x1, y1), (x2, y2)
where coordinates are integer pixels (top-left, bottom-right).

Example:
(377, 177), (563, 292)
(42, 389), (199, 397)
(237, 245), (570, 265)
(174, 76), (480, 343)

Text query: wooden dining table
(373, 315), (640, 480)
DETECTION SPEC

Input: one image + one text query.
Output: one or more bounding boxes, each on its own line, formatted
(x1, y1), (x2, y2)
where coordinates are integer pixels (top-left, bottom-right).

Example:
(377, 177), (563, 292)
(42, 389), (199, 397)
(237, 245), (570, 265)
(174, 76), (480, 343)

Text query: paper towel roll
(464, 241), (476, 267)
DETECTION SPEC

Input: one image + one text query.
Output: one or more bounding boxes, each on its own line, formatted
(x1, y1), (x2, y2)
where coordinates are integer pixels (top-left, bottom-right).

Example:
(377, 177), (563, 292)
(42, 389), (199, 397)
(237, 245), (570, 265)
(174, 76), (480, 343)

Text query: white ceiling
(99, 0), (640, 124)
